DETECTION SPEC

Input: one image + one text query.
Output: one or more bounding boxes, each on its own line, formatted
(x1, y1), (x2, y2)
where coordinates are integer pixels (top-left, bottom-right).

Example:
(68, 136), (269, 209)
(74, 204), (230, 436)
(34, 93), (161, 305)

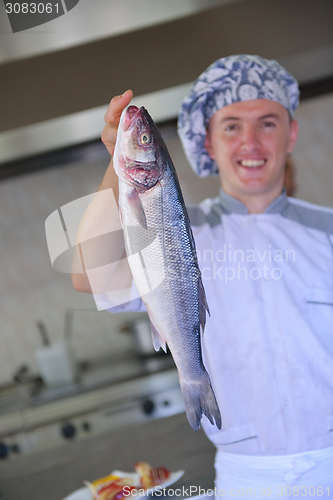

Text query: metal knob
(61, 422), (76, 439)
(0, 442), (9, 459)
(142, 399), (155, 415)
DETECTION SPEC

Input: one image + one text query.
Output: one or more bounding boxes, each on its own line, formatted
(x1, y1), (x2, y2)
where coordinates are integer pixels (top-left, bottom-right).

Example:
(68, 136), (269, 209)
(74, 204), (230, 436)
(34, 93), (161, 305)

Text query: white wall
(292, 93), (333, 208)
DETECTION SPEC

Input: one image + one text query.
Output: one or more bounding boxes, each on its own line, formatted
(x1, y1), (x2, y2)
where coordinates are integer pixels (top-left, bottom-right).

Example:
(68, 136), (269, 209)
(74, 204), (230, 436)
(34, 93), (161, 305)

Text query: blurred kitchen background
(0, 0), (332, 498)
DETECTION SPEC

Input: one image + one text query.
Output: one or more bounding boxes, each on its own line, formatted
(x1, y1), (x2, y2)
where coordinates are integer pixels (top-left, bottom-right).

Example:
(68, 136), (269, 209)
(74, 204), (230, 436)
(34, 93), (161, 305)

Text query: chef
(72, 55), (333, 496)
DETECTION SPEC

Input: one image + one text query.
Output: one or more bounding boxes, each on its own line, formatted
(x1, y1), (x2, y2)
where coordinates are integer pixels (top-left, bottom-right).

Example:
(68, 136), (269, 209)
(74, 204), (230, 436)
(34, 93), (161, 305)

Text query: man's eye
(225, 124), (238, 131)
(263, 121), (275, 128)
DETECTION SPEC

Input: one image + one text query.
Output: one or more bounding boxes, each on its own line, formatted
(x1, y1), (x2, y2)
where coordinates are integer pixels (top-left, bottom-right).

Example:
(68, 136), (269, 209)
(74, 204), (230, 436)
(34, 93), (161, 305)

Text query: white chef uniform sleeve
(93, 279), (146, 313)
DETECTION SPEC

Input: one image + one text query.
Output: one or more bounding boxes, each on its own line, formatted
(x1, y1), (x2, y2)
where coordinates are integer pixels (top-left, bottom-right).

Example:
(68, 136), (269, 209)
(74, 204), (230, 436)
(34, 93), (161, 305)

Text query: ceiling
(0, 0), (244, 63)
(0, 0), (333, 166)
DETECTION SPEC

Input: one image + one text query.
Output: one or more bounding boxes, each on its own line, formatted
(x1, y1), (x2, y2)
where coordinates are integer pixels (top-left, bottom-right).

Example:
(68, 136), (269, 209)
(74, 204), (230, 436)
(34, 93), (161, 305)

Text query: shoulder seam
(288, 197), (333, 215)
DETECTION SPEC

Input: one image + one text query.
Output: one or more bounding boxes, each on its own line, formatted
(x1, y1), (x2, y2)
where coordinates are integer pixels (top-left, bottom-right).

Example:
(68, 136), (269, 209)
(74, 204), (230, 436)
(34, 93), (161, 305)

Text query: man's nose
(240, 126), (260, 150)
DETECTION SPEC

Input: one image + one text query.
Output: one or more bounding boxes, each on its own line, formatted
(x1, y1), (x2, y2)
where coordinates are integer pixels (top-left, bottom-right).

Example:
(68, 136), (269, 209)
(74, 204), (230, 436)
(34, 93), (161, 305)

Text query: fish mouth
(123, 105), (145, 130)
(127, 105), (141, 119)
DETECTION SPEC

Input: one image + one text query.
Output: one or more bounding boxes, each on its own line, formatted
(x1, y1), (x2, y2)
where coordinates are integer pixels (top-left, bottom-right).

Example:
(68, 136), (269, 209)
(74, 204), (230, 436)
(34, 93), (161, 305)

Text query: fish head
(114, 105), (165, 193)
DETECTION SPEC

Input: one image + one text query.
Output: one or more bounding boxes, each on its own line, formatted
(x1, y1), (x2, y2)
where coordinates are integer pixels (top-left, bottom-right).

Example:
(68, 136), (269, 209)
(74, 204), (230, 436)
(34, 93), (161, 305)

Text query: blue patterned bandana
(177, 55), (300, 177)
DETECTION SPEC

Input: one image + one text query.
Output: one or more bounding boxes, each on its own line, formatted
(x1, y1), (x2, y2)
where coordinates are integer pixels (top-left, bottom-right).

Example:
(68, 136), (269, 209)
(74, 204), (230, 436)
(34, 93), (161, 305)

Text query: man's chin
(231, 182), (270, 196)
(223, 180), (283, 199)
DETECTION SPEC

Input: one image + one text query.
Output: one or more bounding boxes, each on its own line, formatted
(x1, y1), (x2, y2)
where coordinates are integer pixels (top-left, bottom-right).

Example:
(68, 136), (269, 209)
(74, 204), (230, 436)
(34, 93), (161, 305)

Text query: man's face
(204, 99), (299, 203)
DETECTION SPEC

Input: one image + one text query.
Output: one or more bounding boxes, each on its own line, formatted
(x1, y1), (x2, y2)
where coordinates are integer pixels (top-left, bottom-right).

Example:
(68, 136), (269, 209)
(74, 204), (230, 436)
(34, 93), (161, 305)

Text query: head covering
(177, 55), (300, 177)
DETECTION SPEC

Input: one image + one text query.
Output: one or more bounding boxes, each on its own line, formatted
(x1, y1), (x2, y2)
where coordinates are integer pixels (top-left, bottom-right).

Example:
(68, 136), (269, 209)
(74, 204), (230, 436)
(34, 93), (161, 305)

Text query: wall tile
(293, 93), (333, 208)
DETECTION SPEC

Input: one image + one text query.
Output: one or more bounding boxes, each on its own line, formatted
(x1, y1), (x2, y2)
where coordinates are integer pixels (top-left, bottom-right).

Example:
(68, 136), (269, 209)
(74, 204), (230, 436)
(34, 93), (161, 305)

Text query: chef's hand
(101, 90), (133, 156)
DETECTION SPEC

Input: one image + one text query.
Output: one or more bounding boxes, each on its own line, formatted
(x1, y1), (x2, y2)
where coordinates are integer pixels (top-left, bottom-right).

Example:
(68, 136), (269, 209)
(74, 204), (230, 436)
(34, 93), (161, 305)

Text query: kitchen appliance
(131, 317), (159, 356)
(0, 369), (184, 460)
(34, 320), (77, 388)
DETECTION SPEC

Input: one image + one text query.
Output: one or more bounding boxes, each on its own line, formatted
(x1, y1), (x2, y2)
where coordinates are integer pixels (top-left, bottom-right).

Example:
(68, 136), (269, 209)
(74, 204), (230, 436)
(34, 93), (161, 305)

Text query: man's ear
(287, 119), (299, 154)
(204, 130), (215, 159)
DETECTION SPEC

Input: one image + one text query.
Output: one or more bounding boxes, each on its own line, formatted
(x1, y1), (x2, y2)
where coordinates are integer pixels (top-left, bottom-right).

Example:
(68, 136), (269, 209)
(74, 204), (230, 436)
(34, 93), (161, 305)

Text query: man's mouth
(238, 159), (266, 168)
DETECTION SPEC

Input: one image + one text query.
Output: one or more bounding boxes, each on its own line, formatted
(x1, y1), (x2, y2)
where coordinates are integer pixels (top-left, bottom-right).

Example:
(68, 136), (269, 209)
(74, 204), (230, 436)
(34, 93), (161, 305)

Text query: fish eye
(140, 132), (151, 145)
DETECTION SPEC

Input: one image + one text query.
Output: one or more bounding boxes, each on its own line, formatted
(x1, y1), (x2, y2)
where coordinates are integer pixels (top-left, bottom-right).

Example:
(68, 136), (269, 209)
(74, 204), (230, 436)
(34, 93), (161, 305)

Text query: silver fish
(113, 105), (221, 431)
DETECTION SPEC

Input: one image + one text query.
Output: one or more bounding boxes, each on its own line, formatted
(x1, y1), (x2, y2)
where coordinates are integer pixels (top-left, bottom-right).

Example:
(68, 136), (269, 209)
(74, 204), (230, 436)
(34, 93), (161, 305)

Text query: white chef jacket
(95, 189), (333, 456)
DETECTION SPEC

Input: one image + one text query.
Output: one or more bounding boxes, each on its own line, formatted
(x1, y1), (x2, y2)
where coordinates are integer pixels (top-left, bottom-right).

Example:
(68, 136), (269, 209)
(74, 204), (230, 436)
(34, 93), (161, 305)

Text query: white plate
(62, 469), (185, 500)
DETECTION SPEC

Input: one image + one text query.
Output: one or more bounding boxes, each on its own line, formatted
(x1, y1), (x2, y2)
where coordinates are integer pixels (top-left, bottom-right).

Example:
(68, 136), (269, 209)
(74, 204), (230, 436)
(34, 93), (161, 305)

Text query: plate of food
(62, 462), (184, 500)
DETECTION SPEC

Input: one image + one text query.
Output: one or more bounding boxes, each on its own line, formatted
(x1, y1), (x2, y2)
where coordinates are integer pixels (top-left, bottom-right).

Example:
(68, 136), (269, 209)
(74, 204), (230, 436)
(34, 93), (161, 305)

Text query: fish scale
(113, 105), (221, 431)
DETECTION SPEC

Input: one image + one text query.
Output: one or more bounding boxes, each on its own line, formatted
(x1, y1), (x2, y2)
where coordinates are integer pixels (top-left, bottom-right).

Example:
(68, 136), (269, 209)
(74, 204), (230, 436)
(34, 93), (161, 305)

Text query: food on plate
(85, 475), (135, 500)
(134, 461), (170, 489)
(113, 104), (222, 432)
(84, 463), (171, 500)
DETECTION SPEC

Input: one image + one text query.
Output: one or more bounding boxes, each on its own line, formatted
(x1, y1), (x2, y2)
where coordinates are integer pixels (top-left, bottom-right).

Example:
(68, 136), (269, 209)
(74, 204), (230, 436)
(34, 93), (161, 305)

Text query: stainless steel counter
(0, 369), (185, 457)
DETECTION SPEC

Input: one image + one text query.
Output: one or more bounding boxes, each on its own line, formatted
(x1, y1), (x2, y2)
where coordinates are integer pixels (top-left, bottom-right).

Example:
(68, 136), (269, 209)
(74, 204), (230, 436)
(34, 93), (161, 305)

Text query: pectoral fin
(126, 188), (147, 228)
(150, 321), (167, 353)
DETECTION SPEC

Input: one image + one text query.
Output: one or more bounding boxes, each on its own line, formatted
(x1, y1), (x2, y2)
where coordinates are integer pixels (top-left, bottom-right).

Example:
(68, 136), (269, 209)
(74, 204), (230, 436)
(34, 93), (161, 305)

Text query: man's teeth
(240, 160), (265, 168)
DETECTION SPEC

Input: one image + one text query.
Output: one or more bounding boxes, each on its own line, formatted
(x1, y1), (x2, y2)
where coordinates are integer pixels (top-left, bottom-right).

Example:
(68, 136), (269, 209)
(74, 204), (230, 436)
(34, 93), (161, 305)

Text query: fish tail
(181, 374), (222, 432)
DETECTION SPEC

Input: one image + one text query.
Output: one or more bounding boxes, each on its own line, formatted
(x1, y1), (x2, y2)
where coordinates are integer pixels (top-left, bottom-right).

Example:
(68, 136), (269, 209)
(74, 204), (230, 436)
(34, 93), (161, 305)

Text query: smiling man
(176, 55), (333, 496)
(73, 55), (333, 496)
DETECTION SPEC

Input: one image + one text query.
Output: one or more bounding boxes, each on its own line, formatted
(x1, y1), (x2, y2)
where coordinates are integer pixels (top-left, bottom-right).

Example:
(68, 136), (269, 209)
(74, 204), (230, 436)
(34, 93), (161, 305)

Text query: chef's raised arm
(71, 91), (134, 301)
